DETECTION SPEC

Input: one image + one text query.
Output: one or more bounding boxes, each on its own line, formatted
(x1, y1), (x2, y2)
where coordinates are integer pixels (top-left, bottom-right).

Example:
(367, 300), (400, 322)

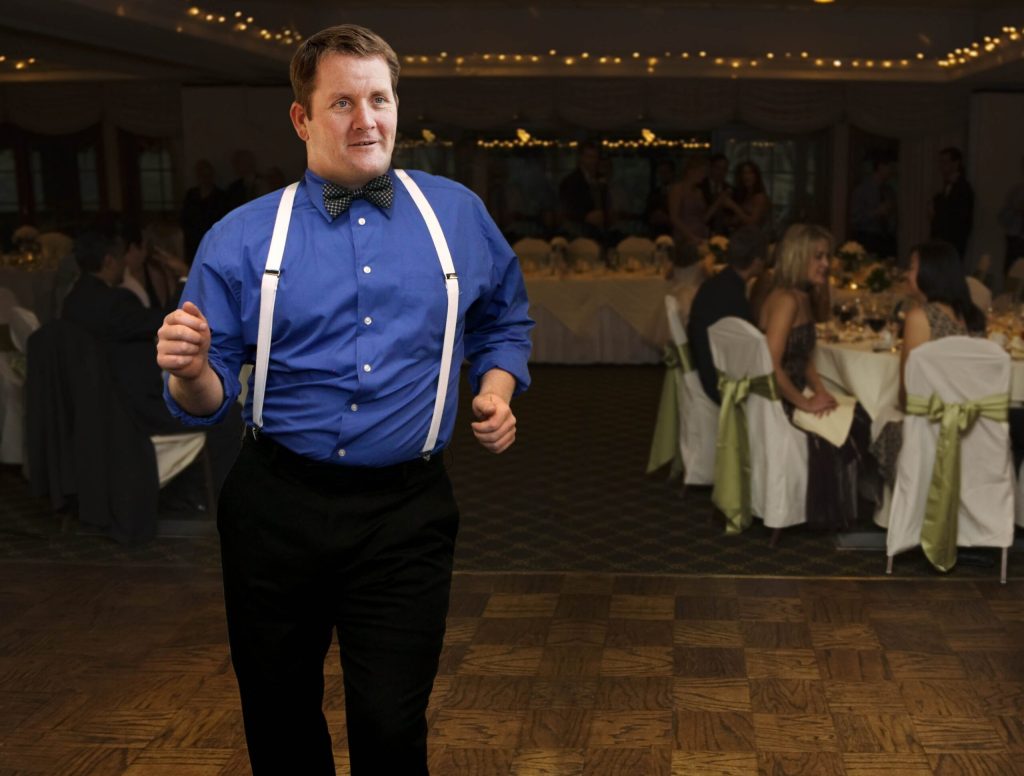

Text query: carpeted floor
(0, 365), (1014, 578)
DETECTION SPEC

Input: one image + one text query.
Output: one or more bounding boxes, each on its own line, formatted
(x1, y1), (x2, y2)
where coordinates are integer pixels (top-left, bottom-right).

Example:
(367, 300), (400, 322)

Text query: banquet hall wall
(0, 76), (989, 263)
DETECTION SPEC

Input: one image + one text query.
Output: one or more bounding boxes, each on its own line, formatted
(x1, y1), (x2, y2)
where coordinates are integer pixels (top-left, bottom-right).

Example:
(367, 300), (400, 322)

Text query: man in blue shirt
(156, 24), (532, 776)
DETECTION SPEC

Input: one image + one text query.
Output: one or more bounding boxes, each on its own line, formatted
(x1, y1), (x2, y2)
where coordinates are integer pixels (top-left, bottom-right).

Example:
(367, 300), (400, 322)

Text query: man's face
(939, 153), (957, 179)
(290, 53), (397, 189)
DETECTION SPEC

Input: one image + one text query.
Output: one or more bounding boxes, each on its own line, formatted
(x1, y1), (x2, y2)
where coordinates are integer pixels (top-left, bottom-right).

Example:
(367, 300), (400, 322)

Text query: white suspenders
(251, 171), (459, 458)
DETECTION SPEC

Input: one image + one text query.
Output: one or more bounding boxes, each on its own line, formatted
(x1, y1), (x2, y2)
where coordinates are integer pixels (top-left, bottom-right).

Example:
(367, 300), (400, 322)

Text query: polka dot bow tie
(322, 174), (394, 218)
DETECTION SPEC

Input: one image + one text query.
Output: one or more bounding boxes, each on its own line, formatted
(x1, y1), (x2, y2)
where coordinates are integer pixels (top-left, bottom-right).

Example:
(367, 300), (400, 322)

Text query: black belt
(245, 429), (444, 490)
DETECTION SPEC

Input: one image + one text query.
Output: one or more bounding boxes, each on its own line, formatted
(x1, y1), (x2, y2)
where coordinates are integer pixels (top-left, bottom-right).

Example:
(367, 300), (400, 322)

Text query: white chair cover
(965, 276), (992, 311)
(0, 287), (16, 325)
(9, 307), (40, 353)
(616, 236), (657, 269)
(886, 337), (1015, 563)
(511, 237), (551, 270)
(151, 432), (206, 488)
(37, 232), (73, 265)
(566, 237), (602, 267)
(665, 296), (717, 485)
(708, 317), (808, 529)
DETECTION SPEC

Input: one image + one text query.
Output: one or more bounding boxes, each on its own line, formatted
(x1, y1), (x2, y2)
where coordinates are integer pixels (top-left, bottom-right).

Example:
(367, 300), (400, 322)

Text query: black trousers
(217, 433), (459, 776)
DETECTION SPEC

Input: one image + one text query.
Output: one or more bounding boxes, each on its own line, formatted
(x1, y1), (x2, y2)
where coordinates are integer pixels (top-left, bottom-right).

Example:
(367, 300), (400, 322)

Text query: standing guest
(998, 156), (1024, 277)
(644, 158), (676, 237)
(708, 161), (772, 236)
(223, 149), (264, 212)
(668, 155), (709, 264)
(687, 226), (767, 403)
(849, 156), (897, 259)
(180, 159), (227, 264)
(156, 24), (533, 776)
(559, 142), (607, 241)
(929, 146), (974, 261)
(700, 153), (733, 236)
(759, 224), (875, 532)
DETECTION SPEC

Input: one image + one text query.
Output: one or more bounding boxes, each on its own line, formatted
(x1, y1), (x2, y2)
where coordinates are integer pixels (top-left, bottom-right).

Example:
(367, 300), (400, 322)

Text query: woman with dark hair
(871, 240), (985, 485)
(707, 161), (772, 234)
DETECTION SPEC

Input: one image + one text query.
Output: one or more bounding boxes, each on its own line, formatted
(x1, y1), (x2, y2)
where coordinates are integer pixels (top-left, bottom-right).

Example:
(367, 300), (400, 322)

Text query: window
(0, 149), (17, 214)
(77, 146), (100, 211)
(139, 145), (175, 212)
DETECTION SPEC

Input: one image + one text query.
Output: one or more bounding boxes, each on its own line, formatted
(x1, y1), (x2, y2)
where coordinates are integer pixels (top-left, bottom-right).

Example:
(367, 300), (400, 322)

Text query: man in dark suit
(61, 227), (240, 496)
(558, 142), (607, 241)
(700, 153), (733, 236)
(686, 225), (768, 403)
(929, 146), (974, 261)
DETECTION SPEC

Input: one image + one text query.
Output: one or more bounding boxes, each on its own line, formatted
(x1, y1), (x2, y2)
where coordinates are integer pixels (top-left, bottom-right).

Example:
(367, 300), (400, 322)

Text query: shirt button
(358, 217), (366, 226)
(363, 316), (372, 326)
(337, 449), (346, 458)
(363, 364), (372, 373)
(362, 265), (372, 274)
(350, 403), (359, 412)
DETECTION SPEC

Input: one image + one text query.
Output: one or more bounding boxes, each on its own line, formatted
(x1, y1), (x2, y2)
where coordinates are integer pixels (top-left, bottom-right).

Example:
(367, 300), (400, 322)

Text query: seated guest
(62, 226), (241, 494)
(119, 222), (190, 311)
(760, 224), (876, 531)
(871, 240), (986, 486)
(687, 225), (768, 403)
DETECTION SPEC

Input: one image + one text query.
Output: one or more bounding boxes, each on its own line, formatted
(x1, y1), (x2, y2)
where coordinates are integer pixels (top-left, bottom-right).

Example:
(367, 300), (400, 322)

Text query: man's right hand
(157, 301), (211, 380)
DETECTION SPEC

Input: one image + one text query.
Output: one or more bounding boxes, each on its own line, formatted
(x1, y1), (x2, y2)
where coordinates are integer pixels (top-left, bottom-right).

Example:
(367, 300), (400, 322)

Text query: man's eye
(335, 100), (349, 108)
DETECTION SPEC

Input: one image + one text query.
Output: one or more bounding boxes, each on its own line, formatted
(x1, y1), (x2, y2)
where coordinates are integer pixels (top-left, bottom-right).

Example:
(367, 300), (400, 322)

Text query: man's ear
(290, 101), (310, 142)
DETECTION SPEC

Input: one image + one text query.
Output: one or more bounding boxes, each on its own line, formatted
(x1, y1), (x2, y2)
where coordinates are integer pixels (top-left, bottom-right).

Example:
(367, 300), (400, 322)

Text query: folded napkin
(792, 388), (857, 447)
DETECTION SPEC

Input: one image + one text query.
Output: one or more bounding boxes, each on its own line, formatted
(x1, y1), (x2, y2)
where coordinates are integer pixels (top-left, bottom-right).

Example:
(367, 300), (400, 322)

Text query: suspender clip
(445, 272), (458, 280)
(264, 268), (281, 276)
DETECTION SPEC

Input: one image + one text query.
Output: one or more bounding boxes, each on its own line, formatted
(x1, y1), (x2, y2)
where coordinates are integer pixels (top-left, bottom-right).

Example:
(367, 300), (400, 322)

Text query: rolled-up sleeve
(464, 202), (534, 396)
(163, 220), (246, 426)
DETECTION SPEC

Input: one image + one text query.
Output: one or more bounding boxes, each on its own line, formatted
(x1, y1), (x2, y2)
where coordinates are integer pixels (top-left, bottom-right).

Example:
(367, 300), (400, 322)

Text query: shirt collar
(304, 169), (396, 222)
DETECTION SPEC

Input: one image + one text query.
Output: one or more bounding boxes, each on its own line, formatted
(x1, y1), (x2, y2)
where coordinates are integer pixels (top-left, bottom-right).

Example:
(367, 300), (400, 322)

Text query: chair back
(616, 236), (657, 269)
(965, 276), (992, 311)
(26, 320), (160, 543)
(0, 287), (16, 324)
(566, 237), (602, 266)
(9, 307), (40, 353)
(887, 336), (1015, 558)
(512, 237), (551, 266)
(664, 295), (686, 347)
(708, 317), (808, 528)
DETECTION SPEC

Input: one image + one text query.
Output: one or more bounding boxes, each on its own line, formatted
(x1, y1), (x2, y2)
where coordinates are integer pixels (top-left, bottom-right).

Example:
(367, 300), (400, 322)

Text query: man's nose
(352, 101), (376, 130)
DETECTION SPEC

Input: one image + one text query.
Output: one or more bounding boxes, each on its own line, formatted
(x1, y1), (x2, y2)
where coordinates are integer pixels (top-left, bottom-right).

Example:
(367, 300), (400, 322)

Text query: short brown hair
(289, 24), (400, 116)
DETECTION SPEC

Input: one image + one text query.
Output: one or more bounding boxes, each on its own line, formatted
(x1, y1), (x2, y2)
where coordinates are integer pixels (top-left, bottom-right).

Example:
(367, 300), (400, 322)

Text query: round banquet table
(0, 266), (57, 324)
(814, 339), (1024, 423)
(525, 272), (671, 364)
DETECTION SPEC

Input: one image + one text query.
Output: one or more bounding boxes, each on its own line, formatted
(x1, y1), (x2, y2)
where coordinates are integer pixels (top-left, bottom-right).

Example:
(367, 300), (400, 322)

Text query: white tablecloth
(815, 340), (1024, 422)
(525, 273), (671, 364)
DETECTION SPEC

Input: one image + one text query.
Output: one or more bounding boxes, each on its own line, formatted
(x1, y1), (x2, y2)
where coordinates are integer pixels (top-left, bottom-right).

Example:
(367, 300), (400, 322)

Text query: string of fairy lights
(401, 128), (711, 151)
(176, 3), (1022, 77)
(5, 7), (1021, 82)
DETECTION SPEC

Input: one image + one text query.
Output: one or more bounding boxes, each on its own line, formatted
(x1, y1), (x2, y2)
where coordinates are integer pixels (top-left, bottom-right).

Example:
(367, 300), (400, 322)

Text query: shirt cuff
(469, 350), (531, 397)
(162, 364), (235, 427)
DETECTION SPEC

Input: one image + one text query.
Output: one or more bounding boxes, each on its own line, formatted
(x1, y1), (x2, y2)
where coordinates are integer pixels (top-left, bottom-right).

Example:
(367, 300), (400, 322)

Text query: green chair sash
(904, 391), (1009, 572)
(712, 370), (779, 535)
(645, 343), (693, 476)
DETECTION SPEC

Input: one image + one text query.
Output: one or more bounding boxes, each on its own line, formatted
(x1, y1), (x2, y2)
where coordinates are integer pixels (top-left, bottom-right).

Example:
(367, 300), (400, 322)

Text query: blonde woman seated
(870, 240), (986, 486)
(759, 224), (875, 531)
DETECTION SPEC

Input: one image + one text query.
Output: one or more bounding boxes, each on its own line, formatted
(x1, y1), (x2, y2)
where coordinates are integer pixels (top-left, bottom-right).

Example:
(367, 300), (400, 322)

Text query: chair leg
(886, 555), (893, 575)
(1000, 547), (1008, 585)
(769, 528), (782, 548)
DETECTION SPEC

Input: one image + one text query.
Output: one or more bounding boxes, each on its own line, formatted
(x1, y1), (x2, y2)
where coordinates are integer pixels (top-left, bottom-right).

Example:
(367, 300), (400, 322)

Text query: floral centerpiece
(836, 240), (867, 274)
(864, 263), (892, 293)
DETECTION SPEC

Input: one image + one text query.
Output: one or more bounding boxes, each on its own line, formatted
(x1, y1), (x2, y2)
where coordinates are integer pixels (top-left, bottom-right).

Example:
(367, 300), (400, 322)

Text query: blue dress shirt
(165, 169), (533, 466)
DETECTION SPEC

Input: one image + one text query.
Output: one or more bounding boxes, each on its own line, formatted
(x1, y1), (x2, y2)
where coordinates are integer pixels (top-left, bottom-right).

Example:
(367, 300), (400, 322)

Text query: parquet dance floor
(3, 563), (1023, 775)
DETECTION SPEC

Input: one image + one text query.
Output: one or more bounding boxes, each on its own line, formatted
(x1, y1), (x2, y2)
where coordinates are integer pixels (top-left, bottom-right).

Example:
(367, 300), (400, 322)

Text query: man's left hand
(471, 393), (516, 454)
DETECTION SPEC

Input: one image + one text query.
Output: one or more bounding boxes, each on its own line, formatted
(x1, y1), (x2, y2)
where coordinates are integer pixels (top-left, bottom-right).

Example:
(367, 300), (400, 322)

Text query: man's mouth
(350, 140), (377, 147)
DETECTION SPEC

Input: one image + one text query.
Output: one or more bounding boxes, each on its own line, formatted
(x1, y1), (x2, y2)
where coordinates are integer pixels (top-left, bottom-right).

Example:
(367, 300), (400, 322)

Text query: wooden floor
(2, 564), (1024, 776)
